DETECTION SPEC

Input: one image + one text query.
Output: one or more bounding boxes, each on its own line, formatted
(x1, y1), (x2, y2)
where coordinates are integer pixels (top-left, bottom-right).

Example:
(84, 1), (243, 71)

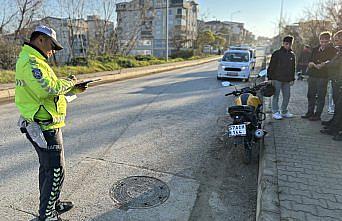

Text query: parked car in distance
(217, 49), (254, 81)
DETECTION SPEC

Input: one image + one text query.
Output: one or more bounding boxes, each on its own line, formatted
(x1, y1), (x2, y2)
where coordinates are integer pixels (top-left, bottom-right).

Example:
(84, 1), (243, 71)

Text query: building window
(177, 8), (182, 14)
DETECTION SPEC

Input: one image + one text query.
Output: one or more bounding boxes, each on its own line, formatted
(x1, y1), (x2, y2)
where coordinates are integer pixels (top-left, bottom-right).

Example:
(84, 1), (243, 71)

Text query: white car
(217, 50), (254, 81)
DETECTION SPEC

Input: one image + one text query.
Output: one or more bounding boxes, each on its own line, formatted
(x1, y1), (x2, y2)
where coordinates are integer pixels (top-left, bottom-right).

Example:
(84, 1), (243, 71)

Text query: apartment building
(199, 20), (255, 46)
(9, 16), (114, 64)
(116, 0), (198, 57)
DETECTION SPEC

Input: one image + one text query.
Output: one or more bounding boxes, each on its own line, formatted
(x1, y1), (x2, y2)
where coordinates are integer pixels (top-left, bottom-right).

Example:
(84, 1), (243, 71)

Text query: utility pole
(166, 0), (169, 61)
(229, 10), (240, 46)
(279, 0), (284, 45)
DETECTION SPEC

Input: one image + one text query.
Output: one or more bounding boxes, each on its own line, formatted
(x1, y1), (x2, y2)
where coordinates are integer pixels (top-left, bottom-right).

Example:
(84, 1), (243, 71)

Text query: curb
(0, 56), (219, 103)
(256, 97), (281, 221)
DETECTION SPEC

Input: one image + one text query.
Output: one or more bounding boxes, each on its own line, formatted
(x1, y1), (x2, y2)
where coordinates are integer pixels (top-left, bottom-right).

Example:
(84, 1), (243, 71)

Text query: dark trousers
(26, 128), (65, 219)
(307, 77), (329, 116)
(329, 81), (342, 131)
(332, 80), (342, 106)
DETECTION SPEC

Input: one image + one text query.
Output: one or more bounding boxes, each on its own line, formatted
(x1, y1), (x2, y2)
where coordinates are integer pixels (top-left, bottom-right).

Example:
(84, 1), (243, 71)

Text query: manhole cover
(110, 176), (170, 209)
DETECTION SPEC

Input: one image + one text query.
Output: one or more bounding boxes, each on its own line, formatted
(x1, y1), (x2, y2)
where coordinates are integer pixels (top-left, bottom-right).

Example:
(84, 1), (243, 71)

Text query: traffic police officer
(15, 25), (86, 221)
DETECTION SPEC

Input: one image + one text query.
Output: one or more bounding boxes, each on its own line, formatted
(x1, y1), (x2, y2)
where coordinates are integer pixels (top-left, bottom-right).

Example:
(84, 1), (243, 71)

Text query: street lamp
(230, 10), (240, 22)
(279, 0), (284, 45)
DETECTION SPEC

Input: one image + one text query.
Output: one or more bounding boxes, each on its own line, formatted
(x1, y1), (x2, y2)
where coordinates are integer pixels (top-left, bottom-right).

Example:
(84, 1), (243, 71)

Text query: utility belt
(18, 116), (52, 149)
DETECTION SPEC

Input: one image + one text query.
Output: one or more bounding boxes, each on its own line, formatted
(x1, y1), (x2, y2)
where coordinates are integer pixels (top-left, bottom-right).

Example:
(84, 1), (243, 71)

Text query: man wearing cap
(15, 25), (86, 221)
(267, 35), (296, 120)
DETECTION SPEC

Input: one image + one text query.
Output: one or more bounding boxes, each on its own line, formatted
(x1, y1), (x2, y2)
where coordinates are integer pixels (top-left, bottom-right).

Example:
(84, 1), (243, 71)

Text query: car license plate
(227, 72), (238, 76)
(228, 124), (247, 137)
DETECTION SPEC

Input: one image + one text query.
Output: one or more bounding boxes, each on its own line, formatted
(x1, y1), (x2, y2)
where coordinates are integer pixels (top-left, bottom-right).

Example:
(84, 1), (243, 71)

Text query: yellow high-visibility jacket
(15, 43), (75, 130)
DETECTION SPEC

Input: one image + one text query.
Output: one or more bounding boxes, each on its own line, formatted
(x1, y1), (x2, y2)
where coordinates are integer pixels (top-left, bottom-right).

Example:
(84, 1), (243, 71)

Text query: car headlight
(241, 66), (249, 70)
(221, 66), (226, 69)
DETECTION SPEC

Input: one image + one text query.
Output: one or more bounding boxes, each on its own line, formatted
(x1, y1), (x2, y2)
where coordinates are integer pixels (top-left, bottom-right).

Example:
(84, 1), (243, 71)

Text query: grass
(0, 55), (212, 84)
(0, 70), (16, 84)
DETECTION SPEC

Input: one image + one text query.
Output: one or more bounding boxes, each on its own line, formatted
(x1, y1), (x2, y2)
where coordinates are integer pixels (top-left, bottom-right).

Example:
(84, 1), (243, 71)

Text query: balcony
(141, 31), (153, 38)
(170, 0), (184, 6)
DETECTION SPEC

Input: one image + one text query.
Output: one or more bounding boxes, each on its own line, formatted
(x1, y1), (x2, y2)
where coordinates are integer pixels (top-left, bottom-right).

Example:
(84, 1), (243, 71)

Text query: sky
(197, 0), (320, 38)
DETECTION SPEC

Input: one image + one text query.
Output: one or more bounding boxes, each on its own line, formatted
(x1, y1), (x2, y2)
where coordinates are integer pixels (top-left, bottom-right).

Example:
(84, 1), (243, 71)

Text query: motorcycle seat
(228, 105), (255, 115)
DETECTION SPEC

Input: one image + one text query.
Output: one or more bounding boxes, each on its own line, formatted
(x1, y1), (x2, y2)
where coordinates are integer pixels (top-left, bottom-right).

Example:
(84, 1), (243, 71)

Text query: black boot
(39, 211), (64, 221)
(309, 113), (321, 121)
(301, 112), (314, 119)
(333, 132), (342, 141)
(56, 200), (74, 214)
(322, 119), (333, 126)
(320, 128), (338, 136)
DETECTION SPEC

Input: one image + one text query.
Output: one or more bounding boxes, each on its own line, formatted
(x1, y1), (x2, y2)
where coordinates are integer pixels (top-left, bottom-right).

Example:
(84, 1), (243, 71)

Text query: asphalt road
(0, 61), (259, 221)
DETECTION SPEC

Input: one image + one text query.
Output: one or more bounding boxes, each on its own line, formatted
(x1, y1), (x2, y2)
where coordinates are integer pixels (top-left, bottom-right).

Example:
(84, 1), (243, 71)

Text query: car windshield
(222, 52), (249, 62)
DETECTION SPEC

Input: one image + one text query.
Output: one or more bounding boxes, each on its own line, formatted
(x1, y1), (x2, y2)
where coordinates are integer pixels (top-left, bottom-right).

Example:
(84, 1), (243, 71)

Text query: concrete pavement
(0, 56), (219, 102)
(257, 80), (342, 221)
(0, 61), (258, 221)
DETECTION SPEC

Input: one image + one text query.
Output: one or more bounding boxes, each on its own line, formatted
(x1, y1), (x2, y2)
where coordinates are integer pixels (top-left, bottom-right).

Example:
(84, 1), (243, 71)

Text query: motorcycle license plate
(228, 124), (247, 137)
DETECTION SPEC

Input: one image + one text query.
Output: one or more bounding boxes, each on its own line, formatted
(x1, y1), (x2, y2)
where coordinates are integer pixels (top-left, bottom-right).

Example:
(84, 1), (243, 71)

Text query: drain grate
(110, 176), (170, 209)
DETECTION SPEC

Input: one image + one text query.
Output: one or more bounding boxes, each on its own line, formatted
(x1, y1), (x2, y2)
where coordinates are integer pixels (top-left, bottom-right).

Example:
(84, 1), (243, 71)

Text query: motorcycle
(224, 81), (271, 164)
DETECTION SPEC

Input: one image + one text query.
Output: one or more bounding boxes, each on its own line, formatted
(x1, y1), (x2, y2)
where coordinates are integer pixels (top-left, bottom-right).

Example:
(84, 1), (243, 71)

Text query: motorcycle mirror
(258, 69), (267, 78)
(221, 81), (234, 87)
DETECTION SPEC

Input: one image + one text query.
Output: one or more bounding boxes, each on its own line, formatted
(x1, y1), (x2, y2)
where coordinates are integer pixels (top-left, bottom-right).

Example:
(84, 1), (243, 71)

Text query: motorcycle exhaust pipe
(255, 129), (266, 139)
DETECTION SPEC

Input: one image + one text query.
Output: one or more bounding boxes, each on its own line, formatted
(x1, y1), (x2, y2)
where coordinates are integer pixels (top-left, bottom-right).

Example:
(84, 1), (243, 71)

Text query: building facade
(199, 20), (255, 47)
(116, 0), (198, 57)
(10, 16), (114, 64)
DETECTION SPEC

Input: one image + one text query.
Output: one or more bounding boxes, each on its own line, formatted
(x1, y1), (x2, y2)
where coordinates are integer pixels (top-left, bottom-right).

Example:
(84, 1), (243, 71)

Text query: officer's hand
(68, 75), (77, 84)
(74, 83), (87, 93)
(308, 62), (316, 68)
(316, 63), (326, 69)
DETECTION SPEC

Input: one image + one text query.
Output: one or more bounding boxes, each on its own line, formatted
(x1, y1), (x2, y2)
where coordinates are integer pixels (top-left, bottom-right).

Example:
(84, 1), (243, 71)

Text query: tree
(0, 38), (20, 70)
(323, 0), (342, 31)
(116, 0), (155, 56)
(15, 0), (42, 40)
(213, 35), (226, 49)
(196, 30), (215, 49)
(0, 0), (18, 34)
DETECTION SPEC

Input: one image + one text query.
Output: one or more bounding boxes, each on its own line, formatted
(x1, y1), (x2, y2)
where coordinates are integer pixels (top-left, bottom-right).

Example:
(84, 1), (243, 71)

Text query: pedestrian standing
(296, 45), (311, 80)
(15, 25), (87, 221)
(318, 30), (342, 141)
(267, 35), (296, 120)
(302, 32), (338, 121)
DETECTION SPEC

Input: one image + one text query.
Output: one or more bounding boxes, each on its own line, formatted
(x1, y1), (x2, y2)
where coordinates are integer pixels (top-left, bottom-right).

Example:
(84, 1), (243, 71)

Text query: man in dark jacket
(267, 36), (296, 120)
(302, 32), (338, 121)
(318, 30), (342, 141)
(297, 45), (311, 80)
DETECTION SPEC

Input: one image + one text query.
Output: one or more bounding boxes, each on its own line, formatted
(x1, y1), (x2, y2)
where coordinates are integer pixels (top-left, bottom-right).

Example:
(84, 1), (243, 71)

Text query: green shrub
(135, 55), (155, 61)
(170, 50), (194, 59)
(69, 57), (88, 66)
(116, 57), (137, 68)
(169, 58), (184, 62)
(0, 70), (15, 83)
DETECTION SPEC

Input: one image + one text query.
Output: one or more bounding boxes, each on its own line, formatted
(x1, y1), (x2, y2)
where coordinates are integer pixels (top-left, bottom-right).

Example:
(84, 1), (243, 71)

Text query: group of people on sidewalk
(267, 30), (342, 141)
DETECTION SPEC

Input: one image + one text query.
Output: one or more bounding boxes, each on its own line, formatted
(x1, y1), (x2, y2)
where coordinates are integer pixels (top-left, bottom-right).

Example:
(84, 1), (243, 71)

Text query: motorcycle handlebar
(225, 81), (268, 97)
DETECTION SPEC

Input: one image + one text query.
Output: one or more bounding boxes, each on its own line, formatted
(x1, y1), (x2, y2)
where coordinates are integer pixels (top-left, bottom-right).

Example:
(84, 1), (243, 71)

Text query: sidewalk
(257, 80), (342, 221)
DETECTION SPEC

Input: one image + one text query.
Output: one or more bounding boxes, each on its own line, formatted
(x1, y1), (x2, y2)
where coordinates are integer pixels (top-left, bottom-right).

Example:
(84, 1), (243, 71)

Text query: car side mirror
(218, 58), (222, 62)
